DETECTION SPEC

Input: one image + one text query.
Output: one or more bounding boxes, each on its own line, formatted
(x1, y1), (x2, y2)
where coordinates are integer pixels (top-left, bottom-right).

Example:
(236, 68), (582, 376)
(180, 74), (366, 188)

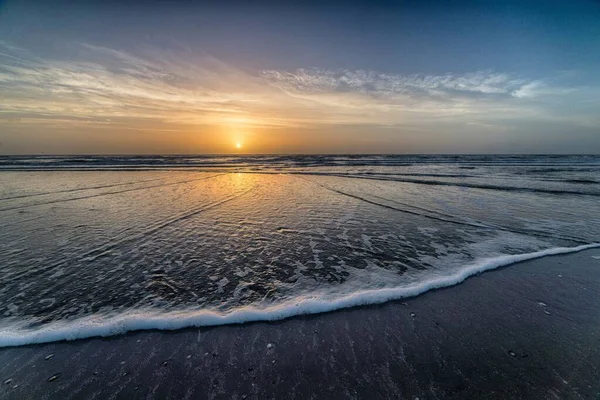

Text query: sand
(1, 248), (599, 399)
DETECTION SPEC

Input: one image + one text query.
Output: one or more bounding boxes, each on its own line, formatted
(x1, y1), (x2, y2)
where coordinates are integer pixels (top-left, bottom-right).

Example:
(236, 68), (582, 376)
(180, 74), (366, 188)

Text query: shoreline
(1, 243), (597, 349)
(1, 248), (600, 399)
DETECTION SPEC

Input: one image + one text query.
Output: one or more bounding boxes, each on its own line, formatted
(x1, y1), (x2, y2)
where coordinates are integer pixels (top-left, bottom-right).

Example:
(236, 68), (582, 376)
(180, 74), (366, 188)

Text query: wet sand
(1, 249), (600, 400)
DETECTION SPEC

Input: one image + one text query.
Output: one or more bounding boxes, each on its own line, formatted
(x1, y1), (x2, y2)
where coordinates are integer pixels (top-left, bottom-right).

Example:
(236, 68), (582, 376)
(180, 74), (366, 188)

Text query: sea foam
(0, 243), (598, 348)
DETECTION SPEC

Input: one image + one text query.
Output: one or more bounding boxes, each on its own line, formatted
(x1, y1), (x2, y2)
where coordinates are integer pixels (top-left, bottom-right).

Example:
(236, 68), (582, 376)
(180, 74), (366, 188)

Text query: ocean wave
(292, 172), (600, 197)
(1, 155), (599, 170)
(0, 243), (597, 348)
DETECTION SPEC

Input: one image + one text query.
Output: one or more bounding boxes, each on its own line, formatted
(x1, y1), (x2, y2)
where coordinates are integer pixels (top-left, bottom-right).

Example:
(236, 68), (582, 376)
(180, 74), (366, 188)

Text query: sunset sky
(1, 0), (599, 154)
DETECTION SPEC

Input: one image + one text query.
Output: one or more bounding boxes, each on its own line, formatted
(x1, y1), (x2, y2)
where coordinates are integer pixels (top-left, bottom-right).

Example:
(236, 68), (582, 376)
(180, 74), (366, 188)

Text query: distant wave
(2, 155), (597, 197)
(292, 172), (600, 197)
(1, 154), (599, 170)
(0, 243), (597, 348)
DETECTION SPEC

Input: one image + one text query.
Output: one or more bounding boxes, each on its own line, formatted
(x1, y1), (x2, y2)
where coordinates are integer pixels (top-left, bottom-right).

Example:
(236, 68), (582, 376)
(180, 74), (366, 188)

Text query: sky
(0, 0), (599, 154)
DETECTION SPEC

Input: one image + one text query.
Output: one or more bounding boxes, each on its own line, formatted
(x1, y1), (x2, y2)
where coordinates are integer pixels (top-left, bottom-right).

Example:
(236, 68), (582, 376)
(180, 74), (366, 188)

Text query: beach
(1, 248), (599, 399)
(1, 156), (599, 398)
(2, 0), (600, 395)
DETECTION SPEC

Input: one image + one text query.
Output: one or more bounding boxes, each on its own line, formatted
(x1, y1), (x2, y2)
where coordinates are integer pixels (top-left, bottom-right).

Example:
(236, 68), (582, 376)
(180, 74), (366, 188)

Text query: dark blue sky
(1, 0), (599, 153)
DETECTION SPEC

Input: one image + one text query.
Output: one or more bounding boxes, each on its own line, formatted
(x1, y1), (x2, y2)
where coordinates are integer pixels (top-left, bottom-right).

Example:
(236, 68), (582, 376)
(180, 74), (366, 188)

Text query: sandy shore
(1, 248), (599, 399)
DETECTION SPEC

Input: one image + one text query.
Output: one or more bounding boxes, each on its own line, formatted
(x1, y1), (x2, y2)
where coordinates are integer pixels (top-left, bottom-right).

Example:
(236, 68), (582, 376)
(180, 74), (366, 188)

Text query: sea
(0, 154), (599, 346)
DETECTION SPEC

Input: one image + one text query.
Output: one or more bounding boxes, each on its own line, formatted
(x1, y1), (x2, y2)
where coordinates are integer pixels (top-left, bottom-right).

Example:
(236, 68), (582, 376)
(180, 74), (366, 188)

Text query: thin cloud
(0, 42), (590, 131)
(261, 68), (538, 99)
(0, 42), (290, 128)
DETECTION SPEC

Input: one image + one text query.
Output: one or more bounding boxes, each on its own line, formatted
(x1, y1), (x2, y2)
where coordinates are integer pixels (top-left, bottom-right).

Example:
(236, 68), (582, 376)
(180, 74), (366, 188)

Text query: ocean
(0, 155), (599, 347)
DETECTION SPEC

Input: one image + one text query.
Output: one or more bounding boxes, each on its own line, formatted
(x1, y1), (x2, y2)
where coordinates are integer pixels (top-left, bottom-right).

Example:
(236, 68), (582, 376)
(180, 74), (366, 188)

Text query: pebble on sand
(3, 378), (13, 385)
(45, 353), (55, 360)
(508, 350), (516, 357)
(267, 343), (273, 349)
(48, 373), (61, 383)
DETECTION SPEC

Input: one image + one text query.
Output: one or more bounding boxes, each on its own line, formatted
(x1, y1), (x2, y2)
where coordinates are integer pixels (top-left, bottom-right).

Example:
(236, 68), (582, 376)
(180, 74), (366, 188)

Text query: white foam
(0, 243), (598, 348)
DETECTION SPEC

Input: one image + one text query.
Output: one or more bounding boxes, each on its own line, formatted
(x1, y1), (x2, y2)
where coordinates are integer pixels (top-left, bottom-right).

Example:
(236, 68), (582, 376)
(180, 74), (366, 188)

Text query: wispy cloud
(0, 42), (589, 133)
(0, 42), (292, 129)
(261, 68), (530, 98)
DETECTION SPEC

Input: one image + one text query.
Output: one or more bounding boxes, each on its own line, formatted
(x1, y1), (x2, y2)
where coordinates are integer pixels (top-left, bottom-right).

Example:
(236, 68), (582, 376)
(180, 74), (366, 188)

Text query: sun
(235, 142), (242, 149)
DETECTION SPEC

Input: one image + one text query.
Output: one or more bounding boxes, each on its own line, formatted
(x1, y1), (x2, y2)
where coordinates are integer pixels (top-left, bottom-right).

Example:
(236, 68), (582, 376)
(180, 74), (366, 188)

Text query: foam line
(0, 243), (598, 348)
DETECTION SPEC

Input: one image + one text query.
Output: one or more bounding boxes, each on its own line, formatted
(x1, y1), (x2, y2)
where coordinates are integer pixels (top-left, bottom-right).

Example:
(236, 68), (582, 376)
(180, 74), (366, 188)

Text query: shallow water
(0, 155), (599, 345)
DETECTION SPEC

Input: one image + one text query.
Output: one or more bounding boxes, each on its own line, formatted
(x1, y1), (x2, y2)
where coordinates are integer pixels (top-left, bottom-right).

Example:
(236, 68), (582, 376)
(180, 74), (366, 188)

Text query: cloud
(259, 68), (598, 130)
(0, 42), (293, 129)
(261, 68), (531, 99)
(512, 81), (544, 98)
(0, 42), (591, 133)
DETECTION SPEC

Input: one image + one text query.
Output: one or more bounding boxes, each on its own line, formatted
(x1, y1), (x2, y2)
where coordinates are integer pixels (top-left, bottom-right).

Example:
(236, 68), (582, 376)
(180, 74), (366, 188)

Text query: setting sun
(235, 142), (242, 149)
